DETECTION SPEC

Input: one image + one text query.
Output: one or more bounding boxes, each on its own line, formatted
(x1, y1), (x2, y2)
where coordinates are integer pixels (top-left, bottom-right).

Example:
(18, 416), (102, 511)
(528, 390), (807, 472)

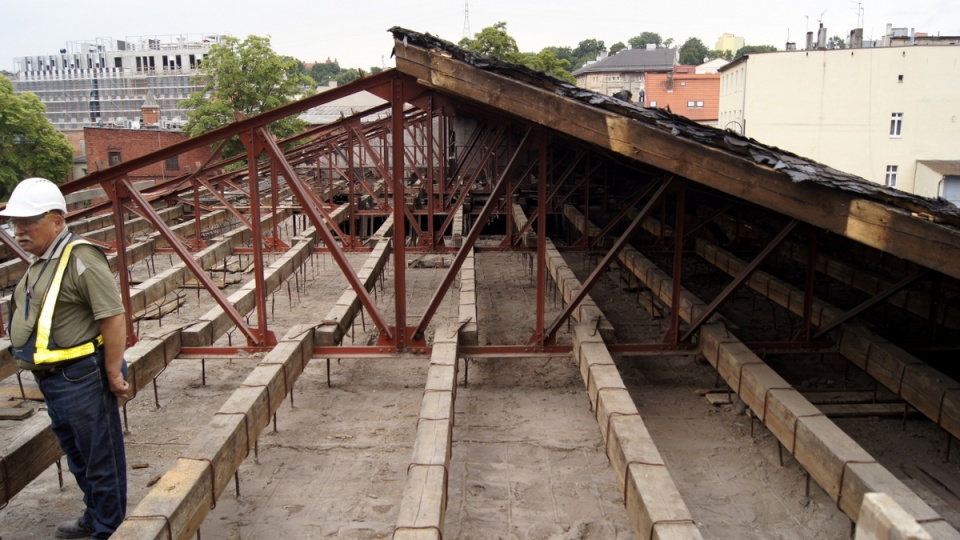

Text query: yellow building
(718, 46), (960, 202)
(715, 33), (745, 55)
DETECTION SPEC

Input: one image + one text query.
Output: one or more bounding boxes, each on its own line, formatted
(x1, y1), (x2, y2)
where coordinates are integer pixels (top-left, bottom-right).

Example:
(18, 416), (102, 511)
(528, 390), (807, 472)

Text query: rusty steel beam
(543, 176), (675, 343)
(120, 177), (270, 345)
(663, 180), (686, 344)
(392, 76), (409, 346)
(241, 130), (272, 343)
(813, 268), (931, 340)
(679, 218), (800, 343)
(589, 182), (658, 249)
(533, 135), (548, 345)
(413, 127), (534, 341)
(256, 125), (394, 342)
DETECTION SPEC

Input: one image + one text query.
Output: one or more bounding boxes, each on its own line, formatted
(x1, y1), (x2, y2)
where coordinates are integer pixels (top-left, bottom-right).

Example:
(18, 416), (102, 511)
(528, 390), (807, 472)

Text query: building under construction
(2, 28), (960, 539)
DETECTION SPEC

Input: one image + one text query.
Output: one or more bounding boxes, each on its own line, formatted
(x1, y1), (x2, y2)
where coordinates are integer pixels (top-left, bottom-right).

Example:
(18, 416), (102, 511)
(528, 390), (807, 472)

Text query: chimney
(817, 24), (828, 49)
(806, 31), (814, 50)
(786, 42), (797, 51)
(140, 94), (161, 127)
(849, 28), (863, 48)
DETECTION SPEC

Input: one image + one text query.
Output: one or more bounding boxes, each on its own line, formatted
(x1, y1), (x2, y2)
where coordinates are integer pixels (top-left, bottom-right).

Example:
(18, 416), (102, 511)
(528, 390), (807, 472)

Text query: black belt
(30, 354), (97, 380)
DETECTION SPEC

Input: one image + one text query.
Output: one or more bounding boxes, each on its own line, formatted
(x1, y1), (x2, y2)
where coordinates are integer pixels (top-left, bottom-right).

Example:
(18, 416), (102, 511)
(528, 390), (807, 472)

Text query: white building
(719, 43), (960, 202)
(12, 34), (221, 130)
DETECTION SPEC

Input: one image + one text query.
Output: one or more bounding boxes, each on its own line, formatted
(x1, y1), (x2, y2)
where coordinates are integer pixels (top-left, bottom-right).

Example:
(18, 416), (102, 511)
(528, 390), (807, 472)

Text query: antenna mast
(463, 1), (471, 38)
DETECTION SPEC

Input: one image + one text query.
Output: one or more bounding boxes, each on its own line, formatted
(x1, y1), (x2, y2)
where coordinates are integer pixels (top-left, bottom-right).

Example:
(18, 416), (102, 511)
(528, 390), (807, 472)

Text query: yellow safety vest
(27, 239), (104, 365)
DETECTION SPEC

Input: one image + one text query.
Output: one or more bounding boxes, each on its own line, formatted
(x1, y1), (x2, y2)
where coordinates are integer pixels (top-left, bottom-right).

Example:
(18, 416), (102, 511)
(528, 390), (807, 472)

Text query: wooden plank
(569, 205), (955, 533)
(115, 326), (314, 539)
(0, 386), (44, 401)
(394, 327), (458, 537)
(0, 406), (35, 420)
(574, 324), (703, 540)
(697, 228), (960, 483)
(818, 403), (911, 418)
(394, 40), (960, 281)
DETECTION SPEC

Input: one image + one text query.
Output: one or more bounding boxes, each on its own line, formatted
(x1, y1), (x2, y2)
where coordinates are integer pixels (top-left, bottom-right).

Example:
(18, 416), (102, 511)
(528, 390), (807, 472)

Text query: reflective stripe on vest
(32, 239), (104, 364)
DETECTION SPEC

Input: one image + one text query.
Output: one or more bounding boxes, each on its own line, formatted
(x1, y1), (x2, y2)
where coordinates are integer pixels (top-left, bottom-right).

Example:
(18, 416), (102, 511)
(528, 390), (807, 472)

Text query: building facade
(573, 48), (678, 103)
(12, 34), (220, 130)
(84, 126), (214, 180)
(644, 70), (721, 126)
(719, 45), (960, 201)
(714, 33), (744, 56)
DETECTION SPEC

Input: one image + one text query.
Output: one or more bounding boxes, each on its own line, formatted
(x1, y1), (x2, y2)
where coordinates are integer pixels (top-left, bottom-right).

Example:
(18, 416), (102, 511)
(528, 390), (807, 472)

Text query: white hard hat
(0, 178), (67, 217)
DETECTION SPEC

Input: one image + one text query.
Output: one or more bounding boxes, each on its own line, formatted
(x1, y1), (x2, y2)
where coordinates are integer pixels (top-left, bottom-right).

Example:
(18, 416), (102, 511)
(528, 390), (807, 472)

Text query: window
(108, 151), (121, 166)
(687, 101), (705, 108)
(890, 113), (903, 137)
(649, 100), (657, 107)
(885, 165), (898, 187)
(165, 156), (180, 170)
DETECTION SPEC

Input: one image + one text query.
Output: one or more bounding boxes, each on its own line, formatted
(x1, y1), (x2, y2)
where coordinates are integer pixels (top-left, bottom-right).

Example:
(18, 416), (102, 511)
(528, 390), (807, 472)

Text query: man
(2, 178), (129, 539)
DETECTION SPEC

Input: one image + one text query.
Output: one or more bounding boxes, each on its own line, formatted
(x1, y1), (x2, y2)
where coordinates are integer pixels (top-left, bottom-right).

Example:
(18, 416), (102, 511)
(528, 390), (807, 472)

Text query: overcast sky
(2, 0), (957, 73)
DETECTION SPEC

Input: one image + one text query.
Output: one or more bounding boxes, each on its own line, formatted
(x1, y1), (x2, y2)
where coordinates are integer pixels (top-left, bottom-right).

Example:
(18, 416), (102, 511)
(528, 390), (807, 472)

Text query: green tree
(335, 68), (362, 86)
(520, 50), (575, 84)
(733, 45), (778, 60)
(0, 77), (73, 198)
(628, 32), (663, 50)
(180, 35), (313, 157)
(571, 38), (605, 68)
(709, 49), (733, 61)
(459, 22), (521, 63)
(679, 37), (710, 65)
(827, 36), (846, 49)
(310, 59), (341, 85)
(609, 42), (627, 55)
(542, 46), (576, 67)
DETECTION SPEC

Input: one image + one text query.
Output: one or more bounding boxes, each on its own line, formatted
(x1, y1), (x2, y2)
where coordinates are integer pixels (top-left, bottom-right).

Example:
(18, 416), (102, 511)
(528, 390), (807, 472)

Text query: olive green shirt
(10, 229), (124, 369)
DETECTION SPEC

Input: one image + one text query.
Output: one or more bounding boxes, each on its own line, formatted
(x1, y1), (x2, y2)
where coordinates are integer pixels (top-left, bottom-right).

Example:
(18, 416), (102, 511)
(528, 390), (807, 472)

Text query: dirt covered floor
(0, 227), (954, 538)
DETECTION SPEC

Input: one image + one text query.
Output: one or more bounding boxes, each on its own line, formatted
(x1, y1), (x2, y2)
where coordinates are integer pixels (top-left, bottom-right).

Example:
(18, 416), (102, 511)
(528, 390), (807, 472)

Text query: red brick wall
(645, 72), (720, 123)
(84, 127), (214, 179)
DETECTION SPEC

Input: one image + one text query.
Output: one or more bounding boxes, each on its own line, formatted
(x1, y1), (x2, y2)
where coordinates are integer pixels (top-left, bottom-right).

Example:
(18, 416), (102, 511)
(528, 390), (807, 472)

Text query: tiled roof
(573, 48), (677, 76)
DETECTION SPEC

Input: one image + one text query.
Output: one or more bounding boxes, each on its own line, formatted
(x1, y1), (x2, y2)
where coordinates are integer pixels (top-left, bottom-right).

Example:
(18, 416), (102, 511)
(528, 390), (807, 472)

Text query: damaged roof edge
(388, 27), (960, 227)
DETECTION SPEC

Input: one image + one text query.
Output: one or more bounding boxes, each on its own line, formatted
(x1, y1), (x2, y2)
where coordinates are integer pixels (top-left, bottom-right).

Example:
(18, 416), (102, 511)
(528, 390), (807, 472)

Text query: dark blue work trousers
(36, 351), (127, 539)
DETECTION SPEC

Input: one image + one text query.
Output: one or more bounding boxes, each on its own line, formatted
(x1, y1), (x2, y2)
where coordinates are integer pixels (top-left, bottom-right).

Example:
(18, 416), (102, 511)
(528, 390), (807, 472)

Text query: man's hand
(108, 371), (129, 400)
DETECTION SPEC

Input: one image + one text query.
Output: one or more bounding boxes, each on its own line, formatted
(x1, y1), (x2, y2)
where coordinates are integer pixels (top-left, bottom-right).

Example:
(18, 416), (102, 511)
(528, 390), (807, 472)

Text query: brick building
(644, 69), (721, 127)
(84, 126), (214, 180)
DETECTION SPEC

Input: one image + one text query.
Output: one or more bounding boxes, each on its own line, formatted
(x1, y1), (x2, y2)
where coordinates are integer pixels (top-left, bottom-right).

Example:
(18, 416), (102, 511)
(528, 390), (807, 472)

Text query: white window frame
(885, 165), (898, 187)
(890, 113), (903, 137)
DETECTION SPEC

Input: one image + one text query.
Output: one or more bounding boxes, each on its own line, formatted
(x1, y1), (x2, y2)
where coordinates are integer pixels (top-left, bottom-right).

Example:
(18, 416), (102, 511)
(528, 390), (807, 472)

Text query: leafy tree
(571, 38), (605, 67)
(609, 42), (627, 55)
(709, 49), (733, 61)
(0, 77), (73, 198)
(733, 45), (778, 60)
(310, 60), (342, 86)
(679, 37), (710, 65)
(664, 38), (675, 48)
(827, 36), (847, 49)
(459, 22), (521, 63)
(519, 50), (575, 84)
(335, 68), (362, 86)
(369, 66), (383, 75)
(628, 32), (663, 50)
(180, 35), (314, 157)
(542, 46), (576, 67)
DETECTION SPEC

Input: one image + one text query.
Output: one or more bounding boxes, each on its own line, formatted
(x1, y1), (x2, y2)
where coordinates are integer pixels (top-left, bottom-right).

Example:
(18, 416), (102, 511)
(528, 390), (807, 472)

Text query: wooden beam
(393, 41), (960, 281)
(114, 326), (314, 539)
(564, 205), (959, 535)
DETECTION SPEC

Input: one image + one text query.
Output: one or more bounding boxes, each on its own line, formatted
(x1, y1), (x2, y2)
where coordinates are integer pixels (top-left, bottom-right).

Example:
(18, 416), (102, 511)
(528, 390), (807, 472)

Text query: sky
(2, 0), (958, 73)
